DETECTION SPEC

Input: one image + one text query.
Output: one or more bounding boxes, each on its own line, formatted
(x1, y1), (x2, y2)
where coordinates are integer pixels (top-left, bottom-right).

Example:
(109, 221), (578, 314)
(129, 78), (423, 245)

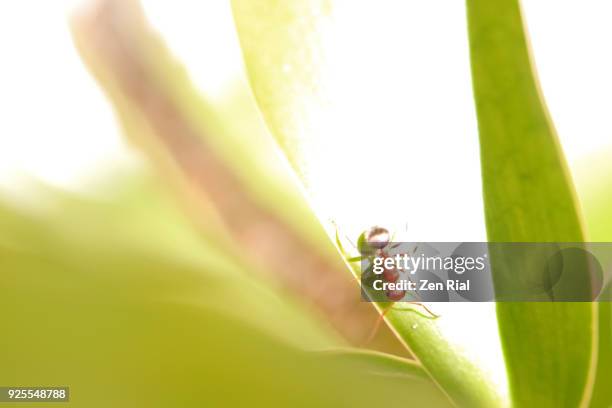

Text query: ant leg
(333, 222), (361, 258)
(334, 226), (349, 257)
(390, 302), (440, 320)
(362, 301), (439, 347)
(362, 303), (394, 346)
(410, 302), (439, 319)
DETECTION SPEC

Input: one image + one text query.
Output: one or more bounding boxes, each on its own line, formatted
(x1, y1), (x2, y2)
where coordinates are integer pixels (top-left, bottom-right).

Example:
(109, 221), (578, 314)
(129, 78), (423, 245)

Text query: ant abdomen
(383, 267), (399, 283)
(385, 289), (406, 301)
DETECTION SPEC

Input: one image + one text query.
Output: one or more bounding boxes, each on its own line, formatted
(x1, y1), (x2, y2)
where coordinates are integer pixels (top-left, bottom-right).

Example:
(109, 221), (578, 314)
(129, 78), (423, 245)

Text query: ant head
(358, 226), (390, 255)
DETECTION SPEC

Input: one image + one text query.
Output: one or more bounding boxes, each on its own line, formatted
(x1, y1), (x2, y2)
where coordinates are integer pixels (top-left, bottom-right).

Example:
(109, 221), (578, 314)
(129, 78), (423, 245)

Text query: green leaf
(590, 288), (612, 408)
(319, 348), (444, 380)
(575, 151), (612, 408)
(231, 1), (503, 406)
(230, 0), (331, 177)
(466, 0), (597, 406)
(0, 175), (339, 350)
(0, 190), (451, 408)
(319, 349), (454, 407)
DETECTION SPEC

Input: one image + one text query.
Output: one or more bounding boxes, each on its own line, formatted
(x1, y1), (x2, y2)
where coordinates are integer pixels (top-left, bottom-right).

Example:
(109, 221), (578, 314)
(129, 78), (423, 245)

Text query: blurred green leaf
(319, 349), (438, 380)
(466, 0), (596, 407)
(575, 152), (612, 408)
(231, 1), (502, 406)
(590, 287), (612, 408)
(0, 185), (449, 408)
(230, 0), (331, 177)
(318, 349), (453, 407)
(0, 175), (340, 350)
(70, 0), (406, 354)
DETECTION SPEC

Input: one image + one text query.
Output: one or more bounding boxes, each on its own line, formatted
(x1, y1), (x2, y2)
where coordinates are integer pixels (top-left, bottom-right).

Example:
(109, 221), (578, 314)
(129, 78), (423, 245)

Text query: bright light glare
(523, 0), (612, 166)
(305, 1), (486, 244)
(0, 0), (141, 193)
(142, 0), (243, 99)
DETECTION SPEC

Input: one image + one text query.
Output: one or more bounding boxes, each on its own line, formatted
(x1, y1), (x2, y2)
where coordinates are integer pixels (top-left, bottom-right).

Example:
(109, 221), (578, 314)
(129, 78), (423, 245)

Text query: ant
(335, 225), (439, 326)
